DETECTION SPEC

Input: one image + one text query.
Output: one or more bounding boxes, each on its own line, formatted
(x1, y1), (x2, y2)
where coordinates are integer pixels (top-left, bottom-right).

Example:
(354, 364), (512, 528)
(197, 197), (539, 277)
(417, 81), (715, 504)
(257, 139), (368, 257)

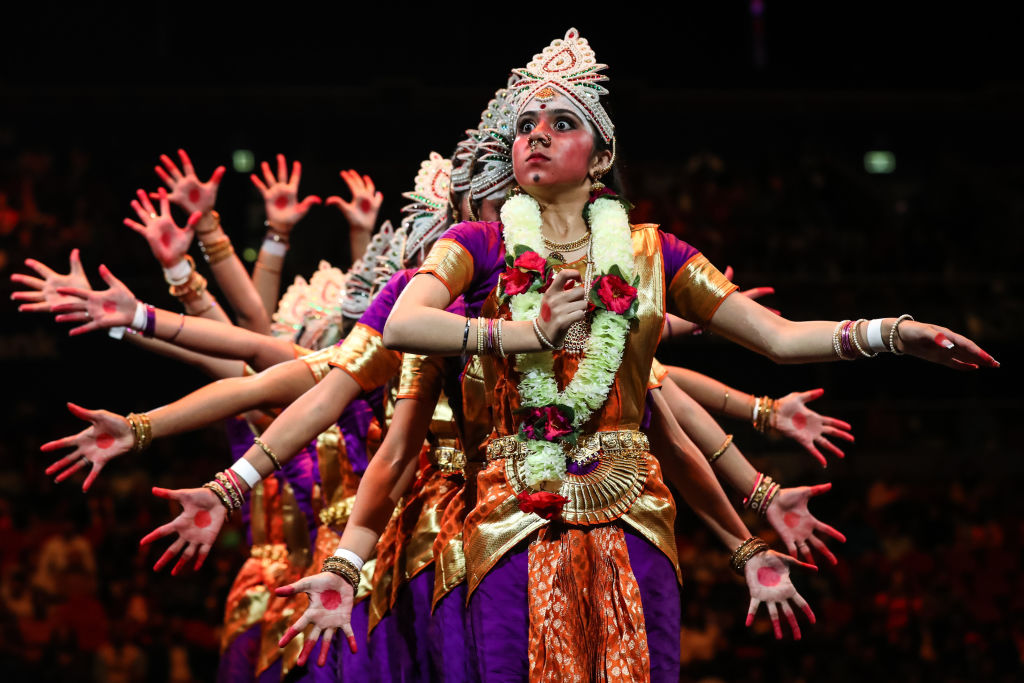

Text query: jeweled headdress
(341, 220), (395, 320)
(400, 152), (452, 263)
(470, 75), (519, 201)
(449, 133), (477, 196)
(510, 28), (613, 144)
(272, 260), (347, 348)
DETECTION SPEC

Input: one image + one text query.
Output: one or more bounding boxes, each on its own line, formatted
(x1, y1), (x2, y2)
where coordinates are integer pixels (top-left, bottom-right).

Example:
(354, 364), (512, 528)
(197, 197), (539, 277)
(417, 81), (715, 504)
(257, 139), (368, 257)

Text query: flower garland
(499, 192), (639, 488)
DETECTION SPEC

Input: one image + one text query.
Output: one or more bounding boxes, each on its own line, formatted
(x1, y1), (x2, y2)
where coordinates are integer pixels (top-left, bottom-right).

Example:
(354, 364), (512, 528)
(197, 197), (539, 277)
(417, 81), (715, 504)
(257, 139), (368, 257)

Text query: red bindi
(194, 510), (212, 528)
(96, 433), (115, 449)
(783, 512), (801, 529)
(321, 589), (342, 610)
(757, 566), (781, 587)
(539, 104), (547, 109)
(791, 413), (807, 430)
(188, 188), (201, 204)
(540, 302), (551, 322)
(102, 301), (118, 314)
(275, 196), (290, 209)
(358, 199), (372, 213)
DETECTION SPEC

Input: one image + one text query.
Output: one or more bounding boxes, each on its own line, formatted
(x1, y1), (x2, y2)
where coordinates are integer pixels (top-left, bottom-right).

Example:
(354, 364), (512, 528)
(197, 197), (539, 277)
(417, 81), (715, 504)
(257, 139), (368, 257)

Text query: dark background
(0, 4), (1020, 681)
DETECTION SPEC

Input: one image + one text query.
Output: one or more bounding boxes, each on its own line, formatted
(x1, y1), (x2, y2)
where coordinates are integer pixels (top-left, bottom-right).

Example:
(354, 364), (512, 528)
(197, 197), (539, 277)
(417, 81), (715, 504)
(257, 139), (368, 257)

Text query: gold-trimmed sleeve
(299, 346), (336, 384)
(395, 353), (445, 400)
(417, 238), (474, 302)
(667, 253), (739, 327)
(327, 323), (402, 392)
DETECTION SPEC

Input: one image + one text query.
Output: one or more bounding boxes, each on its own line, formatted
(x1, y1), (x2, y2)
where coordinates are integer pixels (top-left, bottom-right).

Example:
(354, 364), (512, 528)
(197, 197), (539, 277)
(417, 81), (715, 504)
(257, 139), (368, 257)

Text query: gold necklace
(543, 232), (591, 263)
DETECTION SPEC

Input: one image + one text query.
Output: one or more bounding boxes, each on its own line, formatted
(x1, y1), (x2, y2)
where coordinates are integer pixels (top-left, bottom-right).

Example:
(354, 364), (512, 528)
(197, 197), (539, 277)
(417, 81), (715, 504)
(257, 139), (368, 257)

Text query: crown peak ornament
(511, 27), (613, 144)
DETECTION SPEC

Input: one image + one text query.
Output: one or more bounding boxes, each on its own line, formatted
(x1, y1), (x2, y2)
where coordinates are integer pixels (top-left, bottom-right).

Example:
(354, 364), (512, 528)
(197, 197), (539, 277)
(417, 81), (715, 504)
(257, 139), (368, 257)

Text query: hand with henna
(51, 265), (137, 336)
(276, 572), (358, 666)
(10, 249), (89, 313)
(326, 169), (383, 235)
(150, 148), (226, 215)
(765, 483), (846, 567)
(773, 388), (855, 466)
(141, 486), (226, 575)
(744, 550), (817, 640)
(41, 403), (133, 491)
(251, 154), (322, 231)
(892, 320), (999, 370)
(124, 187), (202, 267)
(536, 269), (588, 348)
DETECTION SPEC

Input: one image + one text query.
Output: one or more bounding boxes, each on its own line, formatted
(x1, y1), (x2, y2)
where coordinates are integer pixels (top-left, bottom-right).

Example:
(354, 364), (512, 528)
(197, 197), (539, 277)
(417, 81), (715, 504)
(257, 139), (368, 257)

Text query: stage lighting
(233, 150), (255, 173)
(864, 151), (895, 174)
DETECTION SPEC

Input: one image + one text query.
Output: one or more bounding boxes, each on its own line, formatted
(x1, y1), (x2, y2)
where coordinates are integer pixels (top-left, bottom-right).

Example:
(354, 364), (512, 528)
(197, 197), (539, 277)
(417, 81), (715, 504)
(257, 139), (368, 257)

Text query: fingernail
(348, 636), (358, 653)
(745, 615), (753, 627)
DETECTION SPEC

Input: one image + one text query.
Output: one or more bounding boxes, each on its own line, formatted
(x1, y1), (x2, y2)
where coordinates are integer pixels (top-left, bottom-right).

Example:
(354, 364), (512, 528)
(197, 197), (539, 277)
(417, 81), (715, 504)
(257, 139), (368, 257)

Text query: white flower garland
(500, 193), (634, 485)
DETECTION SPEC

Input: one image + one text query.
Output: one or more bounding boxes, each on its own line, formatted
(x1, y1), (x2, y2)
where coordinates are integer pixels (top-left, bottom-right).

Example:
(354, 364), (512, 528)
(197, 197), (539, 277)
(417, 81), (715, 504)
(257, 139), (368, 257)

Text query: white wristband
(130, 301), (147, 331)
(866, 318), (887, 352)
(261, 239), (288, 257)
(332, 547), (365, 572)
(163, 258), (193, 285)
(230, 458), (262, 488)
(108, 326), (126, 340)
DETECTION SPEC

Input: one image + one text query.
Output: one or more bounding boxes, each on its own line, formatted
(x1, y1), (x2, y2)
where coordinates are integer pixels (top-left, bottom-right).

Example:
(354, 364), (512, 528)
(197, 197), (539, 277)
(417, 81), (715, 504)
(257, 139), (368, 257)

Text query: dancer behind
(378, 28), (996, 679)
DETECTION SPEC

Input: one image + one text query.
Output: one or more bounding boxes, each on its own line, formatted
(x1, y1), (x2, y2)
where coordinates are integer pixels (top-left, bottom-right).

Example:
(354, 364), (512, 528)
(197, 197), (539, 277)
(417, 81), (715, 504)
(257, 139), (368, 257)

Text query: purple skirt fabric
(341, 599), (371, 683)
(429, 583), (473, 683)
(467, 528), (681, 681)
(367, 568), (435, 682)
(216, 623), (260, 683)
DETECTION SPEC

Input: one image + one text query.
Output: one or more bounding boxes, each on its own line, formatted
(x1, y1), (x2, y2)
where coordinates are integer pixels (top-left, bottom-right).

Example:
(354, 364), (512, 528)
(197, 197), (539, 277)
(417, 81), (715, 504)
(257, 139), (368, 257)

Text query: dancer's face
(512, 92), (610, 194)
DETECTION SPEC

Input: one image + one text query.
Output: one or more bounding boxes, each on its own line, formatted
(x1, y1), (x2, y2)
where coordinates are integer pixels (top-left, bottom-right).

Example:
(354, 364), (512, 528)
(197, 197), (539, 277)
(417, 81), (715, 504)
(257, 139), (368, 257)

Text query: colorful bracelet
(730, 536), (770, 574)
(322, 555), (360, 591)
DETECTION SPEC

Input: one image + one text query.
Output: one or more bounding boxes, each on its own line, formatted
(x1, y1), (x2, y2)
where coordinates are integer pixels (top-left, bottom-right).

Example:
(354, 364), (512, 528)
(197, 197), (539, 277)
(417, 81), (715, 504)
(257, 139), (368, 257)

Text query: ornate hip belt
(249, 543), (288, 562)
(487, 429), (651, 526)
(428, 444), (466, 473)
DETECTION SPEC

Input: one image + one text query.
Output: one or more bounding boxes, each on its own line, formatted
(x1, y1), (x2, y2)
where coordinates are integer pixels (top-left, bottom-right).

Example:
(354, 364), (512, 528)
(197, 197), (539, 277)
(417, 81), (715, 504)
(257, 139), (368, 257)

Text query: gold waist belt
(249, 543), (288, 562)
(319, 495), (356, 529)
(428, 445), (466, 473)
(489, 429), (651, 526)
(486, 429), (650, 465)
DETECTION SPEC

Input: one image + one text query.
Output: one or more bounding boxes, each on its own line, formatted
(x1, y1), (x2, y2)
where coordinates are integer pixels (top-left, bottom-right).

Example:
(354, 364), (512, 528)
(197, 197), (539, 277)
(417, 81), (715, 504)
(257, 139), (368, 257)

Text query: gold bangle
(126, 412), (152, 453)
(253, 436), (282, 470)
(214, 471), (243, 510)
(706, 434), (733, 464)
(322, 555), (360, 590)
(202, 481), (234, 519)
(730, 537), (769, 574)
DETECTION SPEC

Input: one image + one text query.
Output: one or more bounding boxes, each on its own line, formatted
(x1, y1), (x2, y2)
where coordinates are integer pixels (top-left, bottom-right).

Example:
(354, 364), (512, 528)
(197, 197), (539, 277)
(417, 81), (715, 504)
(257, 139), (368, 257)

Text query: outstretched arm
(52, 265), (296, 371)
(249, 154), (322, 315)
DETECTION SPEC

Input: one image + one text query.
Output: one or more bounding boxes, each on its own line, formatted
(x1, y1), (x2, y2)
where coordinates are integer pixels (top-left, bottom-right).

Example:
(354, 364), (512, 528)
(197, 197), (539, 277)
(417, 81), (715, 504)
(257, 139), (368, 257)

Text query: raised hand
(773, 388), (854, 466)
(151, 148), (226, 215)
(276, 572), (358, 665)
(141, 486), (226, 575)
(744, 550), (817, 640)
(326, 170), (383, 235)
(536, 269), (588, 348)
(10, 249), (90, 313)
(51, 265), (136, 336)
(41, 403), (133, 491)
(250, 154), (322, 229)
(124, 187), (202, 267)
(765, 483), (846, 567)
(894, 320), (999, 370)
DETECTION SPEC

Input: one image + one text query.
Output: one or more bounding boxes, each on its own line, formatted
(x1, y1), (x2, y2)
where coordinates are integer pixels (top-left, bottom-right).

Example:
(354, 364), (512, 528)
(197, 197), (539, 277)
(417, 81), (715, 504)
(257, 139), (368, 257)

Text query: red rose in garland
(502, 249), (548, 296)
(594, 273), (638, 315)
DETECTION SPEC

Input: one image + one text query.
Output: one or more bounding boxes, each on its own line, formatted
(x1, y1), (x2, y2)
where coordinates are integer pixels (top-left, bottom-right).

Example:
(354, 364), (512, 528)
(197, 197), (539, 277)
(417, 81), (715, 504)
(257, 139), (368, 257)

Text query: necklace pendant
(562, 318), (590, 355)
(548, 251), (565, 263)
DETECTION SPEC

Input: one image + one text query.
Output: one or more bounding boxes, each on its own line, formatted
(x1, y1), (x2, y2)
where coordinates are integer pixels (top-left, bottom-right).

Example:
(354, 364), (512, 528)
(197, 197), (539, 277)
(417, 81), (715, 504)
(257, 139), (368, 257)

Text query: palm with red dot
(251, 153), (322, 229)
(326, 169), (383, 236)
(10, 249), (90, 314)
(276, 571), (359, 666)
(744, 550), (817, 640)
(765, 483), (846, 567)
(141, 486), (226, 575)
(124, 187), (202, 267)
(51, 264), (138, 336)
(41, 402), (134, 491)
(151, 148), (226, 215)
(773, 388), (855, 467)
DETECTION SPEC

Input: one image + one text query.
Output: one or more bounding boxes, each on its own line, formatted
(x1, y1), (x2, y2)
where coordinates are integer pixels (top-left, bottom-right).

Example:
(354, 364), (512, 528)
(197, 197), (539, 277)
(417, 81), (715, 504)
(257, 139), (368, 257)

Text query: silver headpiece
(470, 75), (519, 202)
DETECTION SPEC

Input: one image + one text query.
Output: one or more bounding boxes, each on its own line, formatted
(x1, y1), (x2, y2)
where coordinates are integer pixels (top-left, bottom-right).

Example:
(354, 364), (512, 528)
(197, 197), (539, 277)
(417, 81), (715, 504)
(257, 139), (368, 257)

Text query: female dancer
(374, 28), (995, 680)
